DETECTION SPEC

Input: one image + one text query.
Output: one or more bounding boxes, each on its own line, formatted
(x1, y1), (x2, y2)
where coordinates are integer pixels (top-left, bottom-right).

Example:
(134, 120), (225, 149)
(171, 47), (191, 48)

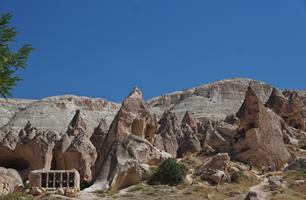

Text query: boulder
(110, 161), (151, 190)
(201, 121), (227, 152)
(0, 167), (23, 194)
(204, 153), (230, 171)
(244, 191), (259, 200)
(200, 168), (227, 185)
(268, 176), (282, 191)
(285, 157), (306, 171)
(232, 86), (292, 169)
(195, 153), (230, 185)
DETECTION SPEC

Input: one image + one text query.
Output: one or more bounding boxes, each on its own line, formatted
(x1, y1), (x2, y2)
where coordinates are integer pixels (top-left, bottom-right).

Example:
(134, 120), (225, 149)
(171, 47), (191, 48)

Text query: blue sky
(2, 0), (306, 102)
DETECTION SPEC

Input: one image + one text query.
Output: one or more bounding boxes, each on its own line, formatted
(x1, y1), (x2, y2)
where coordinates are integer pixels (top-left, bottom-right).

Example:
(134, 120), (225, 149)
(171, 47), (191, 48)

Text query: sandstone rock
(54, 110), (97, 182)
(182, 111), (198, 133)
(203, 153), (230, 171)
(216, 121), (238, 137)
(90, 134), (170, 191)
(201, 121), (227, 152)
(294, 180), (305, 186)
(154, 111), (183, 157)
(1, 95), (120, 133)
(232, 86), (292, 169)
(177, 124), (201, 157)
(90, 119), (108, 158)
(268, 176), (282, 191)
(0, 167), (23, 194)
(0, 124), (57, 180)
(207, 170), (227, 185)
(244, 191), (259, 200)
(110, 161), (151, 190)
(285, 157), (306, 171)
(195, 153), (230, 185)
(91, 88), (170, 191)
(148, 78), (273, 122)
(266, 88), (306, 131)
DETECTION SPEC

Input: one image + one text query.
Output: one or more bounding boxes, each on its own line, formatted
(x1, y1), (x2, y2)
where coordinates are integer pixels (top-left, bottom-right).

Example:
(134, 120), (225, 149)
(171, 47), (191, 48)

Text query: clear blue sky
(2, 0), (306, 102)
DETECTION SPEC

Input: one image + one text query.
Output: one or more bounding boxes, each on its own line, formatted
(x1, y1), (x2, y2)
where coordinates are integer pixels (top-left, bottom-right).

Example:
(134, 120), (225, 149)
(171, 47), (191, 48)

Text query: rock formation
(148, 78), (273, 121)
(53, 110), (97, 183)
(91, 87), (169, 191)
(0, 123), (57, 180)
(90, 119), (108, 158)
(266, 88), (306, 131)
(0, 167), (23, 194)
(177, 123), (201, 157)
(195, 153), (230, 185)
(154, 111), (183, 157)
(232, 86), (292, 169)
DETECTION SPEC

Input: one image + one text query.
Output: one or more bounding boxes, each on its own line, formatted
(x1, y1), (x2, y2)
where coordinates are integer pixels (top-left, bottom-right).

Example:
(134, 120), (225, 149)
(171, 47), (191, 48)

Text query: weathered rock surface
(147, 78), (274, 121)
(54, 110), (97, 182)
(90, 119), (108, 158)
(266, 88), (306, 131)
(91, 88), (169, 191)
(1, 95), (120, 133)
(0, 122), (58, 180)
(177, 123), (201, 157)
(0, 98), (34, 128)
(154, 111), (183, 157)
(232, 86), (292, 169)
(0, 167), (23, 194)
(195, 153), (230, 184)
(285, 157), (306, 171)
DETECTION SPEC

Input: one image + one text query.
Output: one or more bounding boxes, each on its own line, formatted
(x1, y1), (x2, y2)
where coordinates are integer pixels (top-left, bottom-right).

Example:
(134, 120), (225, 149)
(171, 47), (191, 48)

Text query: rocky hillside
(147, 78), (274, 121)
(1, 77), (306, 200)
(1, 78), (275, 132)
(0, 95), (120, 133)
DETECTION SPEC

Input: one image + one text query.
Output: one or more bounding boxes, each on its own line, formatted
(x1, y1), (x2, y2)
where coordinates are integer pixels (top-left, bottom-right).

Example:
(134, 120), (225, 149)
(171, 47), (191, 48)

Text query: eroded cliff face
(147, 78), (274, 121)
(0, 78), (274, 134)
(1, 78), (306, 195)
(1, 95), (120, 133)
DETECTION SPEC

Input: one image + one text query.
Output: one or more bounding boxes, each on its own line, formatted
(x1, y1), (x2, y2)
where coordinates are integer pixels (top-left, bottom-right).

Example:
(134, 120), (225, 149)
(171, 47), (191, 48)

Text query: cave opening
(0, 158), (30, 171)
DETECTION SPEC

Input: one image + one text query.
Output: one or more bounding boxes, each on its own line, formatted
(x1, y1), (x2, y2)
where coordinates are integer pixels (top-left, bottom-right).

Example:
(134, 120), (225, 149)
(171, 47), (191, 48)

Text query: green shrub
(151, 158), (187, 186)
(0, 193), (34, 200)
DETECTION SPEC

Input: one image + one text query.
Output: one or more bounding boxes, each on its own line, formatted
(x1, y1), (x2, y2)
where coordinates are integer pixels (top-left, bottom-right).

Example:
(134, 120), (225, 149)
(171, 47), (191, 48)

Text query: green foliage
(0, 13), (33, 99)
(151, 158), (187, 186)
(0, 192), (34, 200)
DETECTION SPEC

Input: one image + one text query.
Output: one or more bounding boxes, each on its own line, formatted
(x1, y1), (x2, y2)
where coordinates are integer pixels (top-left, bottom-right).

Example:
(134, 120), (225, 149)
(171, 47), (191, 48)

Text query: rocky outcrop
(1, 95), (120, 133)
(195, 153), (230, 184)
(148, 78), (274, 121)
(0, 123), (58, 180)
(285, 157), (306, 171)
(91, 87), (169, 191)
(232, 86), (292, 169)
(0, 167), (23, 194)
(182, 111), (198, 133)
(90, 119), (108, 158)
(200, 121), (228, 153)
(266, 89), (306, 131)
(154, 111), (183, 157)
(54, 110), (97, 183)
(177, 123), (201, 157)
